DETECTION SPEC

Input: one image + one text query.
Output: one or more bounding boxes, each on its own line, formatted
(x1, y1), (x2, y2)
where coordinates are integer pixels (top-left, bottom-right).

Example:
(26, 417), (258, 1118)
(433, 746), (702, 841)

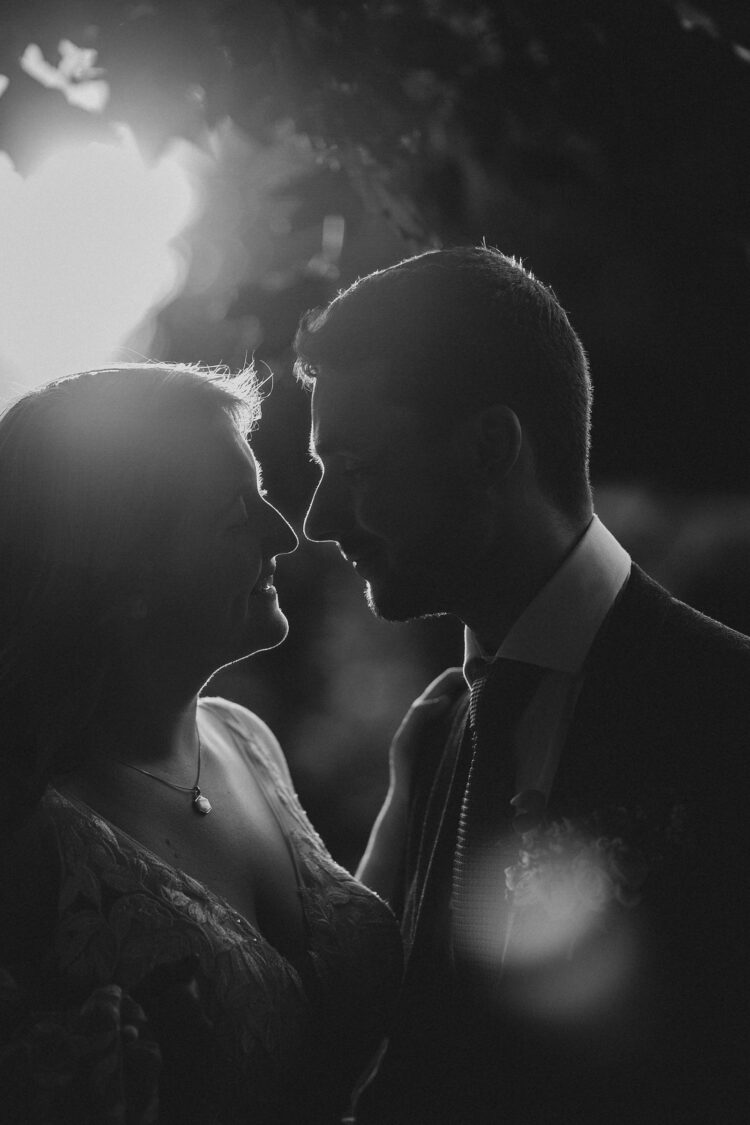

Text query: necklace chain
(116, 736), (212, 815)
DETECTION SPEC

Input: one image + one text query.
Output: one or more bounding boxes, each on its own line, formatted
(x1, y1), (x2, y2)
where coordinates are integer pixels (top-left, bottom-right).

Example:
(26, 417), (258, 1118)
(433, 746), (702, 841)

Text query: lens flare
(0, 126), (201, 401)
(454, 834), (640, 1023)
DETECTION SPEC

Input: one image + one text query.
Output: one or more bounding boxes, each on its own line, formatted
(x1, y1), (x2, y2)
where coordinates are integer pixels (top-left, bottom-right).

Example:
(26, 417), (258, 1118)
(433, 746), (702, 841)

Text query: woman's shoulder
(198, 695), (293, 786)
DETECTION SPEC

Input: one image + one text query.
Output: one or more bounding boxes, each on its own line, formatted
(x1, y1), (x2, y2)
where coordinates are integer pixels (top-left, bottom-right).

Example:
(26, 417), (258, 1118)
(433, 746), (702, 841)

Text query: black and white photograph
(1, 3), (749, 1122)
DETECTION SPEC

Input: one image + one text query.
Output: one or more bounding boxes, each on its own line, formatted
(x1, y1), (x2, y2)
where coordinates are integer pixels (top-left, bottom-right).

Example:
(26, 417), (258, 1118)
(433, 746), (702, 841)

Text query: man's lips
(341, 545), (381, 576)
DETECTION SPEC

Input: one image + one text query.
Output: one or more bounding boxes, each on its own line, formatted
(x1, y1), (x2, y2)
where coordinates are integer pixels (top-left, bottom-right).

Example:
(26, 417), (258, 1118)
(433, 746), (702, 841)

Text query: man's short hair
(294, 246), (592, 515)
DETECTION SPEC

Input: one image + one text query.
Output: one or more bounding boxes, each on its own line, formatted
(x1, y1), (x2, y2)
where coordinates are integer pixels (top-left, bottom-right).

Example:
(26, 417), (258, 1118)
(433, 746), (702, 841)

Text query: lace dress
(0, 697), (402, 1124)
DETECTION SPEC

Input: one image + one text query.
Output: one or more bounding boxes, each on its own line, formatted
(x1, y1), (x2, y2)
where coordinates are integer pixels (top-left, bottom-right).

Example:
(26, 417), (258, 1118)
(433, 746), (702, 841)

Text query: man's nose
(303, 471), (351, 544)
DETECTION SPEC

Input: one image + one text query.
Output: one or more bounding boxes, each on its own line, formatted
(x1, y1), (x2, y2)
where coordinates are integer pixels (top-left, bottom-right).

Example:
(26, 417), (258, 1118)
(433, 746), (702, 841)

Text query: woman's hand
(388, 668), (466, 794)
(356, 668), (465, 905)
(0, 977), (161, 1125)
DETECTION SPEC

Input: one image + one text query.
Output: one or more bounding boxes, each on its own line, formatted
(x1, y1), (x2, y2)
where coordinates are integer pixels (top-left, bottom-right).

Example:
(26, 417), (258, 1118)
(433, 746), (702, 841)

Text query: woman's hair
(294, 245), (592, 516)
(0, 363), (261, 825)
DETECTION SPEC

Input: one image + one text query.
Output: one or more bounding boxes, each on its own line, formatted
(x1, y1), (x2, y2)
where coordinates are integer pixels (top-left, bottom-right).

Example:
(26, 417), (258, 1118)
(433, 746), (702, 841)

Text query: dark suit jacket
(359, 567), (750, 1124)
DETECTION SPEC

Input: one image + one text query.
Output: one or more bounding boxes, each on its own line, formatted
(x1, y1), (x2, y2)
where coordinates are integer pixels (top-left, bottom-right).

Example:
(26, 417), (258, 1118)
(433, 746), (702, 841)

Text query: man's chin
(364, 578), (446, 623)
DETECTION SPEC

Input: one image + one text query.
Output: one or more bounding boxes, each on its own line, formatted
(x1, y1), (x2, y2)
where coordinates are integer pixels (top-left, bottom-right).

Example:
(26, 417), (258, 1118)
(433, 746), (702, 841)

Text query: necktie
(451, 658), (544, 961)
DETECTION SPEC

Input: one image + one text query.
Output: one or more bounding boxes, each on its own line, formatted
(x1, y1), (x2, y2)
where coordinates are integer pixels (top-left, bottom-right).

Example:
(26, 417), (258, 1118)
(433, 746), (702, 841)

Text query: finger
(414, 666), (465, 703)
(412, 693), (452, 711)
(398, 694), (451, 732)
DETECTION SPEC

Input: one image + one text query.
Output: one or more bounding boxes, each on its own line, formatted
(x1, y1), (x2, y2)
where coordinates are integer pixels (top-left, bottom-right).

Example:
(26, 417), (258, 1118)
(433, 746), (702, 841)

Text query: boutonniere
(501, 790), (650, 968)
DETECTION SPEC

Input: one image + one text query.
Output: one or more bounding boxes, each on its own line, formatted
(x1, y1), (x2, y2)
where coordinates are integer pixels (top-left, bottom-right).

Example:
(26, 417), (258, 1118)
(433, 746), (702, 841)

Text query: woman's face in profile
(145, 417), (298, 679)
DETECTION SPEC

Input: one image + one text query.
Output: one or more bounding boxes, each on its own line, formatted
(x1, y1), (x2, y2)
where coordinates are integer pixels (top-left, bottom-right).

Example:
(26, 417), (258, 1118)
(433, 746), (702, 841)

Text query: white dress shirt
(463, 516), (631, 801)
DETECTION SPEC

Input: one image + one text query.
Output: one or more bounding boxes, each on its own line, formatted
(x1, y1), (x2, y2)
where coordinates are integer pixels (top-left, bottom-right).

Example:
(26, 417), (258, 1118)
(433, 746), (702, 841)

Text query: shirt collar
(463, 515), (631, 681)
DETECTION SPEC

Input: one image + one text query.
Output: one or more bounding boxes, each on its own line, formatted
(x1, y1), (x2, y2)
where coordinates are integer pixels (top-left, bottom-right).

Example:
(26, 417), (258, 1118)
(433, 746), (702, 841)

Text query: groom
(294, 247), (750, 1123)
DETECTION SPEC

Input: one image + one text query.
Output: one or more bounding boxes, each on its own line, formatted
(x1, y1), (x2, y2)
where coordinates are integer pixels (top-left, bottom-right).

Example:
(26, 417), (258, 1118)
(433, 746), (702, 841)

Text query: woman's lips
(250, 581), (276, 597)
(250, 569), (276, 596)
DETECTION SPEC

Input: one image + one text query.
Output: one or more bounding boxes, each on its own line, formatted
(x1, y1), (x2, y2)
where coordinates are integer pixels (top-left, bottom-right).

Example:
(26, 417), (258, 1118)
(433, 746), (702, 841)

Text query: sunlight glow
(0, 127), (201, 402)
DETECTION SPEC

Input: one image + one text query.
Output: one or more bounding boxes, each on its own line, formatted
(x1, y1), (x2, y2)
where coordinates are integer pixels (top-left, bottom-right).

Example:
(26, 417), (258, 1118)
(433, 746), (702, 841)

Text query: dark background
(2, 0), (749, 869)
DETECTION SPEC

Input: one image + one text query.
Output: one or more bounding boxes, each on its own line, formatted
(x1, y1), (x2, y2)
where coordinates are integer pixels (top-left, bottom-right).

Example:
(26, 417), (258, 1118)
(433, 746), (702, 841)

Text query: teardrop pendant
(192, 789), (212, 815)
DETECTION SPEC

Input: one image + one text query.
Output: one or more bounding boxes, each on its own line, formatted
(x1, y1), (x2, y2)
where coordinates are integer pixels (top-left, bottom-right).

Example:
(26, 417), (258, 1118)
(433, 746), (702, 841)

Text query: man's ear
(455, 404), (522, 483)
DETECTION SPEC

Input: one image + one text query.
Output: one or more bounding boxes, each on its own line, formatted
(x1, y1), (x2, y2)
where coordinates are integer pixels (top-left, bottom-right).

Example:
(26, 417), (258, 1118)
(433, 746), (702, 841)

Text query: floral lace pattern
(3, 700), (401, 1123)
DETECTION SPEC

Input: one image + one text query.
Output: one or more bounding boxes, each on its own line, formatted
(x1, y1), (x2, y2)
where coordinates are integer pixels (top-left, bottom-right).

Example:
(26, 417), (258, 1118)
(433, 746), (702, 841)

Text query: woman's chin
(238, 604), (290, 657)
(227, 588), (290, 652)
(210, 613), (289, 676)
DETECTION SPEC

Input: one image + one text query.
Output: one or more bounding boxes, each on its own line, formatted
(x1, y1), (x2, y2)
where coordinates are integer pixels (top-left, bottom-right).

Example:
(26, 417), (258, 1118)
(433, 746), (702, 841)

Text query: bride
(0, 364), (402, 1123)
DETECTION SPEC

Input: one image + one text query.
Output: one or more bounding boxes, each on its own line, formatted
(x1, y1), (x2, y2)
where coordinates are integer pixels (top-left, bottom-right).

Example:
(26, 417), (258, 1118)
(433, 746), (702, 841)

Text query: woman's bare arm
(356, 669), (465, 904)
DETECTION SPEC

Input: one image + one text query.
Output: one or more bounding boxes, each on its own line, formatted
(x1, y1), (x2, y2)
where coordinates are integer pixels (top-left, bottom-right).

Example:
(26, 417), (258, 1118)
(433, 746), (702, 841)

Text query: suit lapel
(550, 565), (673, 815)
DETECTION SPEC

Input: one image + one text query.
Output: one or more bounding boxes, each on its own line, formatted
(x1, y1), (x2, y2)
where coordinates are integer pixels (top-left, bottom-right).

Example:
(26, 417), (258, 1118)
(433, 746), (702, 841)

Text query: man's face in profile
(304, 363), (480, 622)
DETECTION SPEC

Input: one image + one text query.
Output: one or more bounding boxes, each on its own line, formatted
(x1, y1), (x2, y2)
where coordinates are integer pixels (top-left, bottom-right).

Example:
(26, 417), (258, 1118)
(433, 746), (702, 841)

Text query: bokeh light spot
(20, 40), (110, 112)
(454, 839), (640, 1023)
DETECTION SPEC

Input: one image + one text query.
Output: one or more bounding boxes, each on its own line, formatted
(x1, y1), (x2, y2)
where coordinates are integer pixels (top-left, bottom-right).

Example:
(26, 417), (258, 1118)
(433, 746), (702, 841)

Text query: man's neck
(463, 512), (591, 654)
